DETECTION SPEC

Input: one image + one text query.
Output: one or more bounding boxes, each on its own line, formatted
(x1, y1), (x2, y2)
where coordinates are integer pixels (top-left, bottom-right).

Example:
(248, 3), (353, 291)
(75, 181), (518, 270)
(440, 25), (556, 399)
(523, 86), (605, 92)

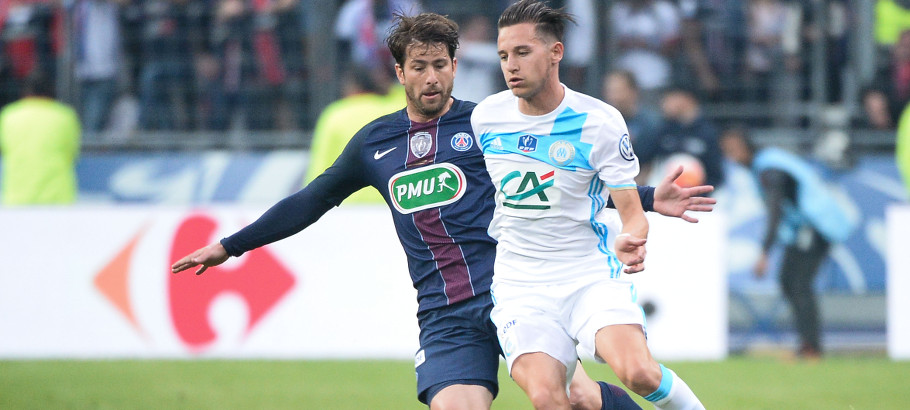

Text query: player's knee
(526, 387), (570, 410)
(617, 363), (662, 396)
(567, 382), (598, 410)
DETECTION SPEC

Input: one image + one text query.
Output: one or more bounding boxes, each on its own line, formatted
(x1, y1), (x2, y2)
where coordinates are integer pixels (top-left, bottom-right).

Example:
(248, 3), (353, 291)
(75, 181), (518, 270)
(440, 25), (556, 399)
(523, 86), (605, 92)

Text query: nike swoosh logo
(374, 147), (397, 160)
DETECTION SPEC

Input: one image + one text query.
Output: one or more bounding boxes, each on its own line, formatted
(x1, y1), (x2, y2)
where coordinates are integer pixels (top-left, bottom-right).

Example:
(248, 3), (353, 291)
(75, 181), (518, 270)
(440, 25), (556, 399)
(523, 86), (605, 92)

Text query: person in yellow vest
(304, 66), (404, 204)
(0, 72), (81, 205)
(897, 102), (910, 196)
(876, 0), (910, 46)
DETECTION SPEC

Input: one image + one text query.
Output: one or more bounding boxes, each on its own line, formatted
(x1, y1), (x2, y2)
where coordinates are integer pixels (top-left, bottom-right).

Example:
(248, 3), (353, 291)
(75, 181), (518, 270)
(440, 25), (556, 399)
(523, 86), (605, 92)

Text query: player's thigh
(417, 336), (499, 405)
(430, 383), (494, 410)
(417, 295), (501, 404)
(594, 324), (660, 383)
(490, 282), (577, 373)
(570, 279), (645, 362)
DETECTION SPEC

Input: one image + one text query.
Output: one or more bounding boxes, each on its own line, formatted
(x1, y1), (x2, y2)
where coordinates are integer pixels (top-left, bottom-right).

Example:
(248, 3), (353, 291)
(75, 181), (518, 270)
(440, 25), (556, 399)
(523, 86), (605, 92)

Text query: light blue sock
(643, 364), (704, 410)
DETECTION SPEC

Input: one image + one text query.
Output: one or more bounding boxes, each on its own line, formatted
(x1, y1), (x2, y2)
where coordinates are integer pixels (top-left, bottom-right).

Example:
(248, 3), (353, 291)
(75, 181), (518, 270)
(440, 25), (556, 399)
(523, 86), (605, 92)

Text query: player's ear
(395, 63), (406, 85)
(451, 57), (458, 76)
(551, 41), (564, 65)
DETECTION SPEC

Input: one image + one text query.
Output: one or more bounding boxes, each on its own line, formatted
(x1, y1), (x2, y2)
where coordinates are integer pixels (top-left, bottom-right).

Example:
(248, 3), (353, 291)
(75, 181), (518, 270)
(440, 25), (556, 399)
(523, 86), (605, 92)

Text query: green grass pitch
(2, 356), (909, 409)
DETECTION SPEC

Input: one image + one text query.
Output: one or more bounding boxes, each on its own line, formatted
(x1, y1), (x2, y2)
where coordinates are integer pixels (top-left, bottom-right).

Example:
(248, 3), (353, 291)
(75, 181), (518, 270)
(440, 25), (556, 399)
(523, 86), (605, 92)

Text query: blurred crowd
(0, 0), (908, 143)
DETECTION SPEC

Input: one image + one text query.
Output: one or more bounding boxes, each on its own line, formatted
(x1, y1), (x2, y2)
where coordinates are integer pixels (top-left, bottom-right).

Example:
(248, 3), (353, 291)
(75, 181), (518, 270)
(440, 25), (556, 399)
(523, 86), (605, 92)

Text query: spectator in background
(609, 0), (681, 105)
(0, 72), (80, 205)
(272, 0), (306, 129)
(639, 87), (724, 189)
(203, 0), (290, 131)
(334, 0), (422, 70)
(451, 14), (500, 103)
(680, 0), (742, 97)
(816, 0), (851, 104)
(875, 0), (910, 47)
(303, 66), (400, 204)
(858, 87), (897, 130)
(720, 127), (857, 359)
(602, 69), (662, 183)
(782, 0), (851, 106)
(743, 0), (788, 103)
(72, 0), (126, 136)
(246, 0), (296, 130)
(125, 0), (207, 131)
(884, 29), (910, 114)
(896, 102), (910, 195)
(0, 0), (61, 108)
(677, 0), (746, 101)
(561, 0), (595, 93)
(333, 0), (417, 123)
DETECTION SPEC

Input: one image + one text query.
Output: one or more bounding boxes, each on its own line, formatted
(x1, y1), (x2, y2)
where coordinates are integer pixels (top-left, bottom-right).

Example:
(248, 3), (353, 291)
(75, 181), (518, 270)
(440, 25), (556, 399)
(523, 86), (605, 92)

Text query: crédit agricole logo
(499, 170), (555, 210)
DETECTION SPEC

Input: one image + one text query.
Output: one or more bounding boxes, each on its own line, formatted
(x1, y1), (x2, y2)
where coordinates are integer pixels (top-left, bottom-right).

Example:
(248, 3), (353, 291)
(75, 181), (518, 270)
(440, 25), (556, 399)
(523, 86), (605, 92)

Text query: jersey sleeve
(606, 185), (654, 211)
(220, 130), (371, 256)
(589, 107), (639, 190)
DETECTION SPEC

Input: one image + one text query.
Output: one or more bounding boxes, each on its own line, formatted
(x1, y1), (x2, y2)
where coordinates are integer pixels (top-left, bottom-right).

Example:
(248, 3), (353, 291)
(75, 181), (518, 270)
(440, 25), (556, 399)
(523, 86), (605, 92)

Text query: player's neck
(406, 98), (454, 123)
(518, 80), (564, 116)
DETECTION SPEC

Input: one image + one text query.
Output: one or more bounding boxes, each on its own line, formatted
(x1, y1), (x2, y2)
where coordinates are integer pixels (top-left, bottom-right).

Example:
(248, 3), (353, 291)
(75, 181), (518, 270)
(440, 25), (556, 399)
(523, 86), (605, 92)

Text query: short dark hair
(498, 0), (576, 43)
(609, 69), (640, 92)
(721, 124), (757, 154)
(386, 12), (459, 66)
(344, 65), (387, 95)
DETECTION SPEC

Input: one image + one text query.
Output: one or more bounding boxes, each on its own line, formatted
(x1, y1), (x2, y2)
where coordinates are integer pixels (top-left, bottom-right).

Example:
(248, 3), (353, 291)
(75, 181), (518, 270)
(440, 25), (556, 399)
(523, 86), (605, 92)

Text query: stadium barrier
(0, 206), (727, 360)
(887, 205), (910, 360)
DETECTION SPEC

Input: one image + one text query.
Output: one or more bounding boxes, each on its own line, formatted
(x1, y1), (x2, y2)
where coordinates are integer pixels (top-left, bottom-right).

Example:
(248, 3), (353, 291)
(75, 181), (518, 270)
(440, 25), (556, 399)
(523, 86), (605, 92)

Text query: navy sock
(598, 381), (642, 410)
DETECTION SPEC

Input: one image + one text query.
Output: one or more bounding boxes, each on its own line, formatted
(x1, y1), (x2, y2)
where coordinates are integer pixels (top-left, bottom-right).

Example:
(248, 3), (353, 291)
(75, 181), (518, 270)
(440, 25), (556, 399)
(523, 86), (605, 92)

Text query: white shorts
(490, 275), (646, 374)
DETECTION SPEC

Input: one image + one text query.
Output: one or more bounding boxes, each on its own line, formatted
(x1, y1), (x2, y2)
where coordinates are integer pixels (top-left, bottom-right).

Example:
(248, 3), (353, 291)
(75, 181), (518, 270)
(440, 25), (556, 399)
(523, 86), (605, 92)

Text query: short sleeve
(589, 109), (639, 190)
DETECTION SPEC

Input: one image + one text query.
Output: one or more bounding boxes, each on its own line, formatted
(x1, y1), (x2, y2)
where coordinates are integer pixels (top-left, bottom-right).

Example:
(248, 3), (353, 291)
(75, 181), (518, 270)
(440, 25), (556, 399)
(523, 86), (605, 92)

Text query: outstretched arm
(652, 165), (717, 223)
(606, 166), (716, 222)
(172, 131), (372, 275)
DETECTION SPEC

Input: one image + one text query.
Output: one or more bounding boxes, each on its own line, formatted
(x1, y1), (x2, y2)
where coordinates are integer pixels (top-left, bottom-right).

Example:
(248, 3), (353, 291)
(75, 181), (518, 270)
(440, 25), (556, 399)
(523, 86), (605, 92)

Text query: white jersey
(471, 86), (639, 283)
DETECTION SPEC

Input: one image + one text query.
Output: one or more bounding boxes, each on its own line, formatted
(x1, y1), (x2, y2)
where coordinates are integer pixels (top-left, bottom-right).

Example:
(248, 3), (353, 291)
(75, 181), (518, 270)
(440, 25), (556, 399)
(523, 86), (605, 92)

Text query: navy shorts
(415, 292), (502, 404)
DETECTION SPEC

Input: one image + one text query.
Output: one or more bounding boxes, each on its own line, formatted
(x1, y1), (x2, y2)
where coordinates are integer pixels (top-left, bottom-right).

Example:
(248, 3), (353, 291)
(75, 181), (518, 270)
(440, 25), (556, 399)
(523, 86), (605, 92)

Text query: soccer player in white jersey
(471, 1), (706, 409)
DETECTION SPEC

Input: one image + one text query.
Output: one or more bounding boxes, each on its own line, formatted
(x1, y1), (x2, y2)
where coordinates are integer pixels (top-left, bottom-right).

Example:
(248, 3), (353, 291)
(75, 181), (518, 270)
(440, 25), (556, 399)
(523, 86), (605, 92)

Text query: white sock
(644, 364), (704, 410)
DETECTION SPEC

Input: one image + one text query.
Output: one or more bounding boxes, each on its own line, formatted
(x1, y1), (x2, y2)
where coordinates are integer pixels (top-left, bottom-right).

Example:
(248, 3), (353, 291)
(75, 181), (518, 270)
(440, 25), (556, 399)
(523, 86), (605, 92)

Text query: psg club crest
(619, 134), (635, 161)
(518, 135), (538, 153)
(450, 132), (473, 152)
(410, 132), (433, 158)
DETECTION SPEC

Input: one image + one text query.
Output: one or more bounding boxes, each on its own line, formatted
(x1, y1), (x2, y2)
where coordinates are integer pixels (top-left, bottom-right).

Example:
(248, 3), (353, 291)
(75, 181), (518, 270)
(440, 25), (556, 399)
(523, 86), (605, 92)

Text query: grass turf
(2, 356), (908, 409)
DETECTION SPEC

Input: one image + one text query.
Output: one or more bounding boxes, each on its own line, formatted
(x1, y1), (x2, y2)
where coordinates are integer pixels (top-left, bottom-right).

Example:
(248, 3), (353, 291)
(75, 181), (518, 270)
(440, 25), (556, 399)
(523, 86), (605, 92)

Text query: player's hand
(171, 242), (230, 275)
(615, 234), (647, 274)
(753, 252), (768, 279)
(653, 165), (716, 223)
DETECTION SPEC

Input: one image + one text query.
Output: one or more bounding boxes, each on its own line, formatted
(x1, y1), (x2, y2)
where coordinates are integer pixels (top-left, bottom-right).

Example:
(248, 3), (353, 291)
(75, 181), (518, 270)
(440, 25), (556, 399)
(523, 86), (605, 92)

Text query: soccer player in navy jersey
(171, 12), (715, 410)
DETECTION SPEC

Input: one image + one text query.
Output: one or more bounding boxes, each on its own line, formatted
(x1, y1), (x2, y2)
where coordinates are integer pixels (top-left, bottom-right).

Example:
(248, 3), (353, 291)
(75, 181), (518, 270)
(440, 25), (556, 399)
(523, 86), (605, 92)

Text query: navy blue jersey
(220, 98), (656, 314)
(222, 99), (497, 313)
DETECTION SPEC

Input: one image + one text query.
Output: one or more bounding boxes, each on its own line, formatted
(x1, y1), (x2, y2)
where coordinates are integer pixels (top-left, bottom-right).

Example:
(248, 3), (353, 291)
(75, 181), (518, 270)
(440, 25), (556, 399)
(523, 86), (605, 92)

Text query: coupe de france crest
(410, 132), (433, 158)
(518, 135), (538, 153)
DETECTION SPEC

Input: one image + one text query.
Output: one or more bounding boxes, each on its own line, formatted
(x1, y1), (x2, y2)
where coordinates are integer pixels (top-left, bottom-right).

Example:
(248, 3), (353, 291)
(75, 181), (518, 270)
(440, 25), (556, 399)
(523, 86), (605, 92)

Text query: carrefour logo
(500, 170), (555, 210)
(94, 214), (295, 352)
(388, 163), (467, 214)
